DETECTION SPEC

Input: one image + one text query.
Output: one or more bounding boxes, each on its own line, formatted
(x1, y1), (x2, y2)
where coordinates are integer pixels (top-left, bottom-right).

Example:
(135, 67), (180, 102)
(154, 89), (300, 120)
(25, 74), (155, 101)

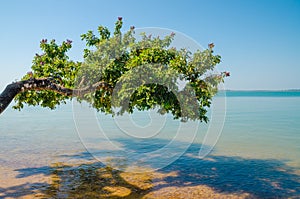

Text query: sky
(0, 0), (300, 90)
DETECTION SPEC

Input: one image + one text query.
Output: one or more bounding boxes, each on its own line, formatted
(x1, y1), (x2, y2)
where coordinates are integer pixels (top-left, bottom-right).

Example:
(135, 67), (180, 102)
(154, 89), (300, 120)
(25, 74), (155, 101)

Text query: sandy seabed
(0, 162), (252, 199)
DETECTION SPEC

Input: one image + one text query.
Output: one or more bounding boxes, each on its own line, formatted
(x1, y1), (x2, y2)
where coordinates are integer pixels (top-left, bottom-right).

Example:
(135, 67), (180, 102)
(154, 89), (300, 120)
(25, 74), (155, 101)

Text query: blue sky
(0, 0), (299, 90)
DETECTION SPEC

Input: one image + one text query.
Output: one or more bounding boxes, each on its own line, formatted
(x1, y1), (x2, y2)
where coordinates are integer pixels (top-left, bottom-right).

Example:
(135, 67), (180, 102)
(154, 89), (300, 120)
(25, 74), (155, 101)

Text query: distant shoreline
(220, 89), (300, 92)
(216, 90), (300, 97)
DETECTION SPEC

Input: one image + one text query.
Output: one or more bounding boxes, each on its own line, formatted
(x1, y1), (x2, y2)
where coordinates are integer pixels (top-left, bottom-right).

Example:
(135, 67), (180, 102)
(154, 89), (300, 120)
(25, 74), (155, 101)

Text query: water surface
(0, 91), (299, 198)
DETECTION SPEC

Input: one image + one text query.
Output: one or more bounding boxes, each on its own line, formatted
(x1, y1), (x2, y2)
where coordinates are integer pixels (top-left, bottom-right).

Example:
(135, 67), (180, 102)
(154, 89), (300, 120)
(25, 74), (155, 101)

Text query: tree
(0, 18), (229, 122)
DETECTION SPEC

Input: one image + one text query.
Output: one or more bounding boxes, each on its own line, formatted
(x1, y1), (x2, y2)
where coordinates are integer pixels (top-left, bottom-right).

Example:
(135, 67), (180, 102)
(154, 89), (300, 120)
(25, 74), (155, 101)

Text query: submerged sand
(0, 162), (252, 199)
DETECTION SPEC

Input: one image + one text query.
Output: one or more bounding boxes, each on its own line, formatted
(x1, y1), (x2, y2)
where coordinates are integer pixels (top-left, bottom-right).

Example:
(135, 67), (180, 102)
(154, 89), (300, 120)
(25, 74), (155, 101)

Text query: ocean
(0, 90), (299, 198)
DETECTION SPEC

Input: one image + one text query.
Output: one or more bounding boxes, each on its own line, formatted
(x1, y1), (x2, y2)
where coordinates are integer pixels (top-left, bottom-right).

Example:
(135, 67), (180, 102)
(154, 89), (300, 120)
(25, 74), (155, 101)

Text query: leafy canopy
(14, 18), (227, 122)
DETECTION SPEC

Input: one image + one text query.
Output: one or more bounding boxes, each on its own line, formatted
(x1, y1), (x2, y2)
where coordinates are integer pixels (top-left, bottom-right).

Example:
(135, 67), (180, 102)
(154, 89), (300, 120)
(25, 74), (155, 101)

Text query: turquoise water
(0, 91), (300, 197)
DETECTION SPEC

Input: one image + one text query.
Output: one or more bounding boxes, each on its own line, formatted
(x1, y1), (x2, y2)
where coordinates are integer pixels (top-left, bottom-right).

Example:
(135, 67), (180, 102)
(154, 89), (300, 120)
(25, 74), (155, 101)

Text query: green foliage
(13, 39), (80, 110)
(13, 18), (227, 122)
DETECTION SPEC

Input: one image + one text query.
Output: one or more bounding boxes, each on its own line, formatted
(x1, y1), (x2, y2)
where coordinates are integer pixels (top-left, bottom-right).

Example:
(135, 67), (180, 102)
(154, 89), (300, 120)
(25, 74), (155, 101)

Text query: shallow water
(0, 91), (299, 198)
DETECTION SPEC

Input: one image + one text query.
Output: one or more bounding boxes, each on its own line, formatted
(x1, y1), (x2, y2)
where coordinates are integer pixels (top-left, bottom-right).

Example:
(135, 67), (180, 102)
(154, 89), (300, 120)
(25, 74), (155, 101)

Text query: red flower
(118, 16), (122, 21)
(208, 43), (215, 49)
(225, 72), (230, 77)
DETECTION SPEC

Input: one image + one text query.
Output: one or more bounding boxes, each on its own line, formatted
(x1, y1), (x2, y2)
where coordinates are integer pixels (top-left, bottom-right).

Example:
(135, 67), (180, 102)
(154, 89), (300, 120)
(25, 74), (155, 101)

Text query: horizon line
(219, 89), (300, 92)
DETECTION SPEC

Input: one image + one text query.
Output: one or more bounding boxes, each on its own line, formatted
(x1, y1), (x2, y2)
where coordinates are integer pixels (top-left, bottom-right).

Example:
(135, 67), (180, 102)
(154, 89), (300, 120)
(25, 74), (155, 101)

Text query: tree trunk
(0, 81), (23, 114)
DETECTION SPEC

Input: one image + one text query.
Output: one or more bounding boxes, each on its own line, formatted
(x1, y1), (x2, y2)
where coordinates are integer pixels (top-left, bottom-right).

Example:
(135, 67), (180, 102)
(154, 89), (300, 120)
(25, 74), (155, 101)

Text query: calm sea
(0, 90), (299, 197)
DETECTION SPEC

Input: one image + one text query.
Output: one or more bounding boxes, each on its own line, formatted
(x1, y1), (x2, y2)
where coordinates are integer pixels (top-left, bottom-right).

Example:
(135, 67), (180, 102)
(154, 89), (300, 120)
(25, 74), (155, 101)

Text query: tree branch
(0, 78), (112, 115)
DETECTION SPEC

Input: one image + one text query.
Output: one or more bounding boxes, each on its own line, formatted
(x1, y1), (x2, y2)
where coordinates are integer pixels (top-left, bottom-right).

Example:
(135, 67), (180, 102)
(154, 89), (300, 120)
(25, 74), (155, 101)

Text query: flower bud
(27, 71), (33, 76)
(224, 71), (230, 77)
(66, 39), (73, 44)
(208, 43), (215, 49)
